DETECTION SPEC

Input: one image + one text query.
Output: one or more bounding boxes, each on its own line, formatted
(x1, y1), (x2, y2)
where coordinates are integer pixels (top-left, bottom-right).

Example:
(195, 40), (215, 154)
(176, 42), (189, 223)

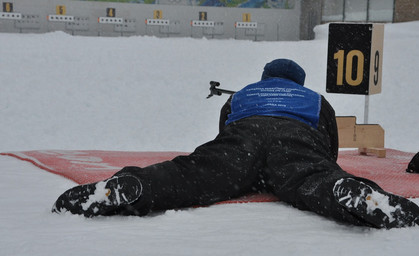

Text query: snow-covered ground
(1, 21), (418, 255)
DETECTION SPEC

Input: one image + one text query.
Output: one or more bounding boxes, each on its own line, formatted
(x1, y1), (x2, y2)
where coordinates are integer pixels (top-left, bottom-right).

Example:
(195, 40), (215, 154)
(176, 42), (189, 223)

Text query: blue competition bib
(226, 78), (321, 128)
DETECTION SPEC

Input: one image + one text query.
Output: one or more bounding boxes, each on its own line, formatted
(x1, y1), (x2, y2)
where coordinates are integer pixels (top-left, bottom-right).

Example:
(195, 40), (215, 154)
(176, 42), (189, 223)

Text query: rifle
(206, 81), (236, 99)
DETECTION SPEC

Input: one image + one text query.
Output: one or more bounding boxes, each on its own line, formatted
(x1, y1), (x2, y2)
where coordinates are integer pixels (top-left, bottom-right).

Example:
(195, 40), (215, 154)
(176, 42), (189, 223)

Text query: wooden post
(336, 116), (386, 158)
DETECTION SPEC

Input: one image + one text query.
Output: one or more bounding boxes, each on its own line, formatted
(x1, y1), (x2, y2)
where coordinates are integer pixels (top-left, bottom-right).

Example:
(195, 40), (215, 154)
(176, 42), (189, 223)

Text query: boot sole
(52, 175), (142, 217)
(333, 178), (419, 228)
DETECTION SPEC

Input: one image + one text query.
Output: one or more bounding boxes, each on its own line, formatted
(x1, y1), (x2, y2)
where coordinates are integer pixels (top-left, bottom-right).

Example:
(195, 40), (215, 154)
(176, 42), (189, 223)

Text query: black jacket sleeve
(317, 95), (339, 161)
(219, 95), (232, 132)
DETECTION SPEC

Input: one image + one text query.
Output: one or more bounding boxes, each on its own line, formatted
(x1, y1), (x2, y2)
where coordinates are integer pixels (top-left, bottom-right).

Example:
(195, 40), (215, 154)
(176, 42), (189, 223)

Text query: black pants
(117, 116), (378, 226)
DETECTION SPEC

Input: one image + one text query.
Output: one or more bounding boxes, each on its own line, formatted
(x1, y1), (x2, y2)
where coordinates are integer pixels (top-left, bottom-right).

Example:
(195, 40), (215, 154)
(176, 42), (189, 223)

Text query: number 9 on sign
(373, 51), (380, 85)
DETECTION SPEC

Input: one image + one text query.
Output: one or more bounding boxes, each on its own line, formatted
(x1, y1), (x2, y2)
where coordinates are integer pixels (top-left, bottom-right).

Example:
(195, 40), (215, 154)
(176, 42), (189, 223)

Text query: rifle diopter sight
(206, 81), (235, 99)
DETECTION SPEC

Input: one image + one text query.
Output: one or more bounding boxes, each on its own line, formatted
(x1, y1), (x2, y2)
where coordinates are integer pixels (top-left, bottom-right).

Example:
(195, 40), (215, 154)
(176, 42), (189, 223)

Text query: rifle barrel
(216, 88), (235, 95)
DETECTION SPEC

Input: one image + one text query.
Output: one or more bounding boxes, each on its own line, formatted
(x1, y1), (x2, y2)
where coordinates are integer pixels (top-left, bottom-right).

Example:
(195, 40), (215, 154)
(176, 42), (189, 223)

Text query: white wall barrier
(0, 0), (317, 41)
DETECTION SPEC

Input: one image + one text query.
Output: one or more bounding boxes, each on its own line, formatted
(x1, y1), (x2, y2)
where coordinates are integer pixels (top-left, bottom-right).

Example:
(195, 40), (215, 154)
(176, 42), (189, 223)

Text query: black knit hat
(261, 59), (306, 85)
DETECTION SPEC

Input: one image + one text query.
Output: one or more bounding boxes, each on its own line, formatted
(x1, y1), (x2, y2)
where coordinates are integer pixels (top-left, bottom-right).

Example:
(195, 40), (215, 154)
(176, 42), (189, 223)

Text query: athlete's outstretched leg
(53, 120), (265, 216)
(263, 120), (419, 228)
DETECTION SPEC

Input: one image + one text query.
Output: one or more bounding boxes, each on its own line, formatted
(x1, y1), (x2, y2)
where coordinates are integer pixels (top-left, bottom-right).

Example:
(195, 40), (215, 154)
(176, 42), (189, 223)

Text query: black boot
(52, 175), (142, 217)
(333, 178), (419, 229)
(406, 152), (419, 173)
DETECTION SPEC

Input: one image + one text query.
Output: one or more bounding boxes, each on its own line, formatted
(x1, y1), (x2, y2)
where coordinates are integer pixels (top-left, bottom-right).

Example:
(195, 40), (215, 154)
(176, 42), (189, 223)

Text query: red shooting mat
(1, 149), (418, 203)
